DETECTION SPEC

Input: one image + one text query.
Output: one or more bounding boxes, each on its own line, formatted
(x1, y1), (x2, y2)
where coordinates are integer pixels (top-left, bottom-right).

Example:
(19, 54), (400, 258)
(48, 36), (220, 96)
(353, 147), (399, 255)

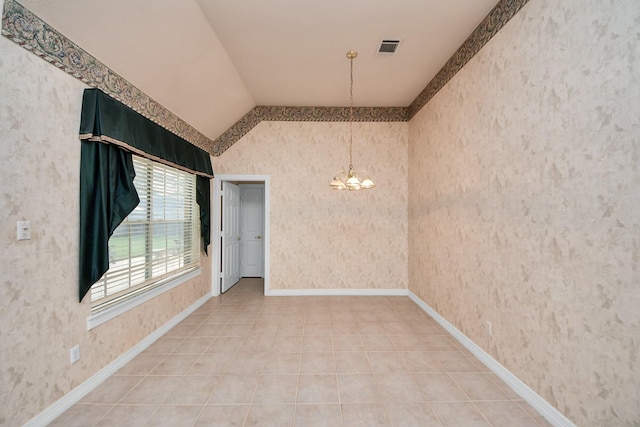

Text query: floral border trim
(2, 0), (529, 156)
(408, 0), (530, 118)
(1, 0), (214, 153)
(212, 106), (409, 156)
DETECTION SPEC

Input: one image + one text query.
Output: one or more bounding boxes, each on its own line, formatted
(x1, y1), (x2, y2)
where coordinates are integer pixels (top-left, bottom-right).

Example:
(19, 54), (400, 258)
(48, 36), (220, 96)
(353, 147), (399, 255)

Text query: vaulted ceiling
(18, 0), (500, 141)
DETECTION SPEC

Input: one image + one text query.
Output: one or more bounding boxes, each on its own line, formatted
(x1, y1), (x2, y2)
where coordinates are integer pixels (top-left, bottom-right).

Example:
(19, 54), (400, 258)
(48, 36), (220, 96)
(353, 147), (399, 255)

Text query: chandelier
(329, 51), (375, 191)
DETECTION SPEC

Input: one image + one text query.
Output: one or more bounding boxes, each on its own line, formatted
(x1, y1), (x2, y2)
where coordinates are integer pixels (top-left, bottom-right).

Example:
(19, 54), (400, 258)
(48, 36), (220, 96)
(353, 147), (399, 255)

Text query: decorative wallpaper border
(0, 0), (214, 153)
(408, 0), (531, 118)
(2, 0), (529, 156)
(212, 106), (409, 156)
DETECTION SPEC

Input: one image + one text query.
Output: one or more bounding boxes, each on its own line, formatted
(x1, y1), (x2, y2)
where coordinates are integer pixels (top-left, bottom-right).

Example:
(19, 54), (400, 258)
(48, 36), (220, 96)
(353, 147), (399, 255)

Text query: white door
(240, 185), (264, 277)
(221, 182), (241, 292)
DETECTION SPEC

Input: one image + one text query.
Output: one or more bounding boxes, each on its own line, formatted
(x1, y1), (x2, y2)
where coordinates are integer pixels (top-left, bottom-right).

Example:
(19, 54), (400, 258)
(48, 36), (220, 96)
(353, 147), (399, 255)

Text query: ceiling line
(2, 0), (530, 157)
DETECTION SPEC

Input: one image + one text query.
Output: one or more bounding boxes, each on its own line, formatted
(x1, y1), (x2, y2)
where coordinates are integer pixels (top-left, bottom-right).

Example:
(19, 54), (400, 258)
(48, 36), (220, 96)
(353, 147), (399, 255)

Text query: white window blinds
(91, 155), (200, 310)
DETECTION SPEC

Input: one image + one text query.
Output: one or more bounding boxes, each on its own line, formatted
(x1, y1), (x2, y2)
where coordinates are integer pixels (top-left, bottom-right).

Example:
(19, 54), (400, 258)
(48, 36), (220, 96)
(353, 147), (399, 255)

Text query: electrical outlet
(70, 345), (80, 364)
(485, 321), (493, 337)
(17, 221), (31, 240)
(335, 271), (341, 283)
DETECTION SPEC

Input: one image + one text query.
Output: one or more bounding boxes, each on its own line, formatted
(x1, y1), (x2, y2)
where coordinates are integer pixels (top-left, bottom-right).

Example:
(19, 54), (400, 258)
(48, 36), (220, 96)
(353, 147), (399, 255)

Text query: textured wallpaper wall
(0, 36), (211, 425)
(408, 0), (640, 425)
(212, 121), (409, 292)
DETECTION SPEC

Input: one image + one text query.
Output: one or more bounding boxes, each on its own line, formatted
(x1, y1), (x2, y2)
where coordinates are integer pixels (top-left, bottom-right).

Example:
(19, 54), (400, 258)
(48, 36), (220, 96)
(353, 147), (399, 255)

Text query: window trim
(86, 267), (201, 330)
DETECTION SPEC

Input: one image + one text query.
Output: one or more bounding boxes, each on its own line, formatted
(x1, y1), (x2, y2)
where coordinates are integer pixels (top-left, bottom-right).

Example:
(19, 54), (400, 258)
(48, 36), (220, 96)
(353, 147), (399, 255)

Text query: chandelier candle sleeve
(330, 51), (375, 191)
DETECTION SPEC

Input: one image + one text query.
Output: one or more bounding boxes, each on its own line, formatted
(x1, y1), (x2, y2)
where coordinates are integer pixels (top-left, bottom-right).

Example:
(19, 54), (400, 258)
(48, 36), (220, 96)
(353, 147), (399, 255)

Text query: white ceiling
(19, 0), (500, 140)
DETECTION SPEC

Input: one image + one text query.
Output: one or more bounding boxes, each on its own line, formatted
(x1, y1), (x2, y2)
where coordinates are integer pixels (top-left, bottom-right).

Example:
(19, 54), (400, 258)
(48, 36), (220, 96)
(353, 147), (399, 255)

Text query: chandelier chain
(349, 53), (354, 167)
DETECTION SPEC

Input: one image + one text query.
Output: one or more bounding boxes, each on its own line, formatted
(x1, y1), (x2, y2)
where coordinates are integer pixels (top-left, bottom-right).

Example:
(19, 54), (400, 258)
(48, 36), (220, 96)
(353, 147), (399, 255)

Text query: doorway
(212, 175), (270, 296)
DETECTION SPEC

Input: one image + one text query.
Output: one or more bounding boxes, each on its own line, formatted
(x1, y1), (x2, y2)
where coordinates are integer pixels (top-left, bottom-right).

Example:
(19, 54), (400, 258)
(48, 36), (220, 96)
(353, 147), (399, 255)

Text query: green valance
(78, 88), (213, 302)
(79, 88), (213, 178)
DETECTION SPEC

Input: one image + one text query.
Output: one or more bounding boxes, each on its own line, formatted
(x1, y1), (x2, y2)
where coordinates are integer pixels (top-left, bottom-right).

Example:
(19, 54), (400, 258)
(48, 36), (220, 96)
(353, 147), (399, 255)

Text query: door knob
(237, 237), (241, 241)
(256, 235), (262, 239)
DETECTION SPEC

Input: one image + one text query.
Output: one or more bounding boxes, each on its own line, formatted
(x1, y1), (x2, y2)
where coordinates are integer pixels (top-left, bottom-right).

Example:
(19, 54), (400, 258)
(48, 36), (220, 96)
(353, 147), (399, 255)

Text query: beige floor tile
(163, 323), (197, 338)
(423, 335), (460, 351)
(48, 403), (112, 427)
(95, 404), (158, 427)
(357, 321), (386, 334)
(368, 351), (407, 373)
(226, 352), (267, 374)
(361, 335), (396, 351)
(263, 352), (301, 374)
(375, 373), (425, 403)
(219, 323), (254, 337)
(238, 335), (275, 352)
(253, 374), (299, 404)
(114, 354), (165, 375)
(335, 351), (372, 373)
(449, 373), (511, 401)
(414, 373), (469, 402)
(431, 402), (491, 427)
(297, 374), (339, 403)
(182, 313), (209, 325)
(341, 403), (392, 426)
(330, 312), (355, 323)
(245, 404), (295, 427)
(120, 375), (182, 404)
(306, 313), (332, 324)
(194, 404), (249, 427)
(332, 334), (364, 351)
(300, 352), (336, 373)
(163, 375), (219, 405)
(438, 356), (485, 373)
(330, 321), (359, 335)
(191, 323), (224, 337)
(208, 374), (260, 404)
(53, 280), (550, 426)
(248, 322), (280, 336)
(337, 373), (381, 403)
(272, 335), (304, 352)
(206, 336), (244, 353)
(389, 335), (431, 351)
(400, 351), (445, 373)
(150, 354), (199, 375)
(80, 375), (142, 404)
(188, 352), (233, 376)
(303, 322), (332, 336)
(172, 336), (216, 354)
(386, 402), (442, 426)
(294, 404), (343, 427)
(276, 322), (305, 336)
(475, 401), (540, 427)
(383, 321), (414, 335)
(145, 404), (203, 426)
(143, 337), (184, 354)
(302, 336), (333, 352)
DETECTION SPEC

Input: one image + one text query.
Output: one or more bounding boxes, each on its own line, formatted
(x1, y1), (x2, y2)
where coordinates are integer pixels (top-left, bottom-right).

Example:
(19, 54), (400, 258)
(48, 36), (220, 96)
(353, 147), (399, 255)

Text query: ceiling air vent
(377, 39), (400, 55)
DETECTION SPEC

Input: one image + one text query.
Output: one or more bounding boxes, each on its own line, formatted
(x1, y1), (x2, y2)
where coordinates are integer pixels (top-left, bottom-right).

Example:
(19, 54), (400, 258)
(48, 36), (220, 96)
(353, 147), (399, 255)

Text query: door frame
(212, 174), (270, 296)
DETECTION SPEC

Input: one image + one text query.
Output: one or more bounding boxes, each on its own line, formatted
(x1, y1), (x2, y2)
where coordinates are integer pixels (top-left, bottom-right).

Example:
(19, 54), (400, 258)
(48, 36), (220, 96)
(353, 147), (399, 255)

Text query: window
(91, 155), (200, 310)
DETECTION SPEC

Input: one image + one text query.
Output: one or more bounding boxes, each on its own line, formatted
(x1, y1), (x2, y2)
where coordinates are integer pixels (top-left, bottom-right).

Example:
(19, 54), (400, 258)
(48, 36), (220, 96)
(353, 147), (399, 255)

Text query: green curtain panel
(79, 141), (139, 302)
(78, 88), (213, 302)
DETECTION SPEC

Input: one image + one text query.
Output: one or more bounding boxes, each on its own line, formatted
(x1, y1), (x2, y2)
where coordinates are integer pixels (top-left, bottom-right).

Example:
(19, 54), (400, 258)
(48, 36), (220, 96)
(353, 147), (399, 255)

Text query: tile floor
(51, 278), (551, 426)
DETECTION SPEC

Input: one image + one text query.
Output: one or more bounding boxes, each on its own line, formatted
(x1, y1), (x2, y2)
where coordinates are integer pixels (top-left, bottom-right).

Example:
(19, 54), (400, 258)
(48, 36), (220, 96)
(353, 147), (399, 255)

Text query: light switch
(17, 221), (31, 240)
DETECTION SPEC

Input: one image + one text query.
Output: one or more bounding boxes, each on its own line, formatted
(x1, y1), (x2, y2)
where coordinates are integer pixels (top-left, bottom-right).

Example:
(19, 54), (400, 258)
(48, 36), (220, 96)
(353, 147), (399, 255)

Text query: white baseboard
(25, 292), (212, 427)
(266, 288), (409, 297)
(407, 290), (576, 427)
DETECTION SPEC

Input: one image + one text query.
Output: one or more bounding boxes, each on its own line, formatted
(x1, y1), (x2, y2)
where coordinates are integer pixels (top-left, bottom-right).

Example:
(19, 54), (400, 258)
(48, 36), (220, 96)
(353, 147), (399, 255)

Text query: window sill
(86, 268), (202, 330)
